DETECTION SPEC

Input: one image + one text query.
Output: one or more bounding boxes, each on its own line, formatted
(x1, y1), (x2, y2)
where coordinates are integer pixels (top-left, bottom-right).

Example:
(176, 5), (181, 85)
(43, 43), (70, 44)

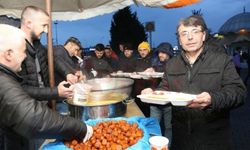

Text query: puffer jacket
(18, 40), (59, 101)
(0, 64), (87, 150)
(159, 43), (247, 150)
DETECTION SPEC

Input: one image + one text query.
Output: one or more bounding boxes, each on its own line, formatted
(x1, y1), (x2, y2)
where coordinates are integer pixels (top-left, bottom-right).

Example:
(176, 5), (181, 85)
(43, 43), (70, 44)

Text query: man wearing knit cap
(135, 41), (152, 72)
(134, 41), (153, 117)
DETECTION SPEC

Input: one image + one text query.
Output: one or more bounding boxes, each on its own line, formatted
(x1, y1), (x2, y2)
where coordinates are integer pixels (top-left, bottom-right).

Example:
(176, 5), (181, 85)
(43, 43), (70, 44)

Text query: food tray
(137, 91), (196, 106)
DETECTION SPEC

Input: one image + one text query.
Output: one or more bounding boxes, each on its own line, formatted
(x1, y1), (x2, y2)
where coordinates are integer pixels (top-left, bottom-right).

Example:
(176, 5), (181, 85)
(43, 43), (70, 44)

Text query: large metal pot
(66, 78), (134, 120)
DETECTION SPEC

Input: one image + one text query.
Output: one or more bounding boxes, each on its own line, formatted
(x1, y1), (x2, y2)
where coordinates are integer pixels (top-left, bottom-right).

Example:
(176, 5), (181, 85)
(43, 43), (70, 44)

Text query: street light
(145, 21), (155, 49)
(54, 20), (58, 45)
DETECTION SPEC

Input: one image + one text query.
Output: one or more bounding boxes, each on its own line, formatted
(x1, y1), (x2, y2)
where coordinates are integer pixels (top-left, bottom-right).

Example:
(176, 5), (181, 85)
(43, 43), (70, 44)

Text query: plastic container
(149, 136), (169, 150)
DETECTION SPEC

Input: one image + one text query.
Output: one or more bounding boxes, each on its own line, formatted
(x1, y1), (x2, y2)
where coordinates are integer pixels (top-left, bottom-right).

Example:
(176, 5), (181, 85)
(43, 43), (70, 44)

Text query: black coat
(18, 40), (59, 101)
(85, 56), (113, 78)
(118, 56), (136, 72)
(104, 57), (119, 72)
(135, 53), (152, 72)
(0, 64), (87, 150)
(159, 43), (247, 150)
(53, 45), (77, 85)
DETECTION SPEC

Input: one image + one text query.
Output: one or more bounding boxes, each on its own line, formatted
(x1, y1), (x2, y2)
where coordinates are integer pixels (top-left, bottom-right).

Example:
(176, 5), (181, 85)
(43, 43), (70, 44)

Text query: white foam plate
(137, 91), (196, 106)
(111, 72), (132, 77)
(137, 72), (164, 78)
(129, 74), (142, 79)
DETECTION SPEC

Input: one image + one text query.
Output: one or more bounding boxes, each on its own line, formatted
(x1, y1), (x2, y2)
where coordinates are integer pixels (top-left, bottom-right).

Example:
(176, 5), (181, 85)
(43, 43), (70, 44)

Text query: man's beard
(31, 31), (39, 41)
(159, 57), (166, 62)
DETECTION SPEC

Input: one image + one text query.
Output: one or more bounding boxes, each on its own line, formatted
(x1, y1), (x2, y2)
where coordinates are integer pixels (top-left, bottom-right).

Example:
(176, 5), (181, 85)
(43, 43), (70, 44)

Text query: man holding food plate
(141, 15), (247, 150)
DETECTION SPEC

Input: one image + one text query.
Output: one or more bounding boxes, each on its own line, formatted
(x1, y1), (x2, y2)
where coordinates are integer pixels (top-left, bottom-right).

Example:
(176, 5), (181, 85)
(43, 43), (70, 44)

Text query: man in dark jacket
(117, 43), (136, 72)
(19, 6), (77, 102)
(135, 41), (152, 72)
(54, 37), (87, 85)
(133, 41), (154, 117)
(0, 24), (93, 150)
(150, 42), (174, 146)
(85, 43), (113, 78)
(104, 45), (119, 72)
(152, 42), (173, 72)
(142, 15), (247, 150)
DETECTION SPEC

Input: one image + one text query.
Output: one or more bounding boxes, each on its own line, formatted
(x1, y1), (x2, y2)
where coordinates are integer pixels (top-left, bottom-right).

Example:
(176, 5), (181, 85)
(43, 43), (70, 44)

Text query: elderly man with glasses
(142, 15), (246, 150)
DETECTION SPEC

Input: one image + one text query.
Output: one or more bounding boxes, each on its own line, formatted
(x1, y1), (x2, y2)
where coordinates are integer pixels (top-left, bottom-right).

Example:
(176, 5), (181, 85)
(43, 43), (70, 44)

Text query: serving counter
(39, 102), (144, 150)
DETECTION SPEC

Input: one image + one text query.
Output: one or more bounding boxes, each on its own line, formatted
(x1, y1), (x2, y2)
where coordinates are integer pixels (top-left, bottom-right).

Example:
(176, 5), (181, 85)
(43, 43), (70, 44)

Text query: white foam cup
(149, 136), (169, 150)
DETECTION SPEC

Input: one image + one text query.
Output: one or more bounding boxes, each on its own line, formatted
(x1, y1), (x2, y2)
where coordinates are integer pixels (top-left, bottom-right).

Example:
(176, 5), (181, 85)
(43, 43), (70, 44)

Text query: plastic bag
(72, 82), (92, 104)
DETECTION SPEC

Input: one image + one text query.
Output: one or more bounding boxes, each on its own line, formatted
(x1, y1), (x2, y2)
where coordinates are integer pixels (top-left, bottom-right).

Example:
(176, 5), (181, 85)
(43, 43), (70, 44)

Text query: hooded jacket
(152, 42), (173, 72)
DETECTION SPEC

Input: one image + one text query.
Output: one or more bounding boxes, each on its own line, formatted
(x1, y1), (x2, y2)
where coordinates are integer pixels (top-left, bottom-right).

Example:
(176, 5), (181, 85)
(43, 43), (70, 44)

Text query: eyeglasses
(179, 29), (203, 38)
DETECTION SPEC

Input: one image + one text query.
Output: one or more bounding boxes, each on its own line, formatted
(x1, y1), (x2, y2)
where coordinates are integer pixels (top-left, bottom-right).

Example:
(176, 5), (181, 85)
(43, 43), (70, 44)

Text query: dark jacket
(118, 56), (136, 72)
(135, 53), (152, 72)
(18, 40), (59, 101)
(152, 60), (167, 72)
(0, 64), (87, 150)
(152, 42), (173, 72)
(104, 56), (119, 72)
(85, 56), (113, 78)
(53, 45), (77, 85)
(159, 43), (247, 150)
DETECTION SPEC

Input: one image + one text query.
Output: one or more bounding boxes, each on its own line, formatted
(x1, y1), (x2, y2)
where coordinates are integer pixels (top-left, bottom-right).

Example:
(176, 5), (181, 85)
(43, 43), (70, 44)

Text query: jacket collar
(25, 39), (36, 57)
(0, 64), (23, 82)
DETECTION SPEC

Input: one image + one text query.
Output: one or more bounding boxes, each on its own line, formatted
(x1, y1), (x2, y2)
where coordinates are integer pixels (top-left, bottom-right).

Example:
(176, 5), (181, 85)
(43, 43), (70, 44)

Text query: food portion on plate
(137, 90), (197, 106)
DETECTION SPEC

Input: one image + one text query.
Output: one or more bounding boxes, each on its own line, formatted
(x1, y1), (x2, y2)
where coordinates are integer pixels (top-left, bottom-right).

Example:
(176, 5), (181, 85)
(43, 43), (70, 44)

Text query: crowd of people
(0, 5), (247, 150)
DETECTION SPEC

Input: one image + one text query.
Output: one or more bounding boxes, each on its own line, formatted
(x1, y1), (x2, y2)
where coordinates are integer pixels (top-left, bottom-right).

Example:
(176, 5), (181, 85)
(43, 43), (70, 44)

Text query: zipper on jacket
(186, 65), (192, 134)
(187, 113), (192, 134)
(187, 66), (192, 83)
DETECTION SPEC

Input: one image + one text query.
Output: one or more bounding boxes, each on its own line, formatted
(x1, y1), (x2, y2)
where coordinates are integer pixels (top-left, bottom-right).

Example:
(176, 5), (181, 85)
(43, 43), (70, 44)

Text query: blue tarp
(42, 116), (161, 150)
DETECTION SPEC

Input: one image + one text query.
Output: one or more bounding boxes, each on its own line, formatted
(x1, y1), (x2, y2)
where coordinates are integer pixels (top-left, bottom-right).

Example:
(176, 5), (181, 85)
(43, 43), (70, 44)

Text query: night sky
(42, 0), (250, 48)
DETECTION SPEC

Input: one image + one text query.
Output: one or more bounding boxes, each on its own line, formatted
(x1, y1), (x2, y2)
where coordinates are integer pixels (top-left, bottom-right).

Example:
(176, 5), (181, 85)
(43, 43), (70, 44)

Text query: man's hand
(144, 67), (155, 72)
(91, 69), (97, 77)
(83, 125), (93, 143)
(141, 88), (153, 94)
(75, 71), (86, 81)
(187, 92), (212, 109)
(57, 81), (74, 98)
(66, 73), (78, 84)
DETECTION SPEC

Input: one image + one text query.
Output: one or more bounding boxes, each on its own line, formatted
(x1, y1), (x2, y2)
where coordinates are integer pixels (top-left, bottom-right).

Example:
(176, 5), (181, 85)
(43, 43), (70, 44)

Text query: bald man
(18, 6), (78, 102)
(0, 24), (92, 150)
